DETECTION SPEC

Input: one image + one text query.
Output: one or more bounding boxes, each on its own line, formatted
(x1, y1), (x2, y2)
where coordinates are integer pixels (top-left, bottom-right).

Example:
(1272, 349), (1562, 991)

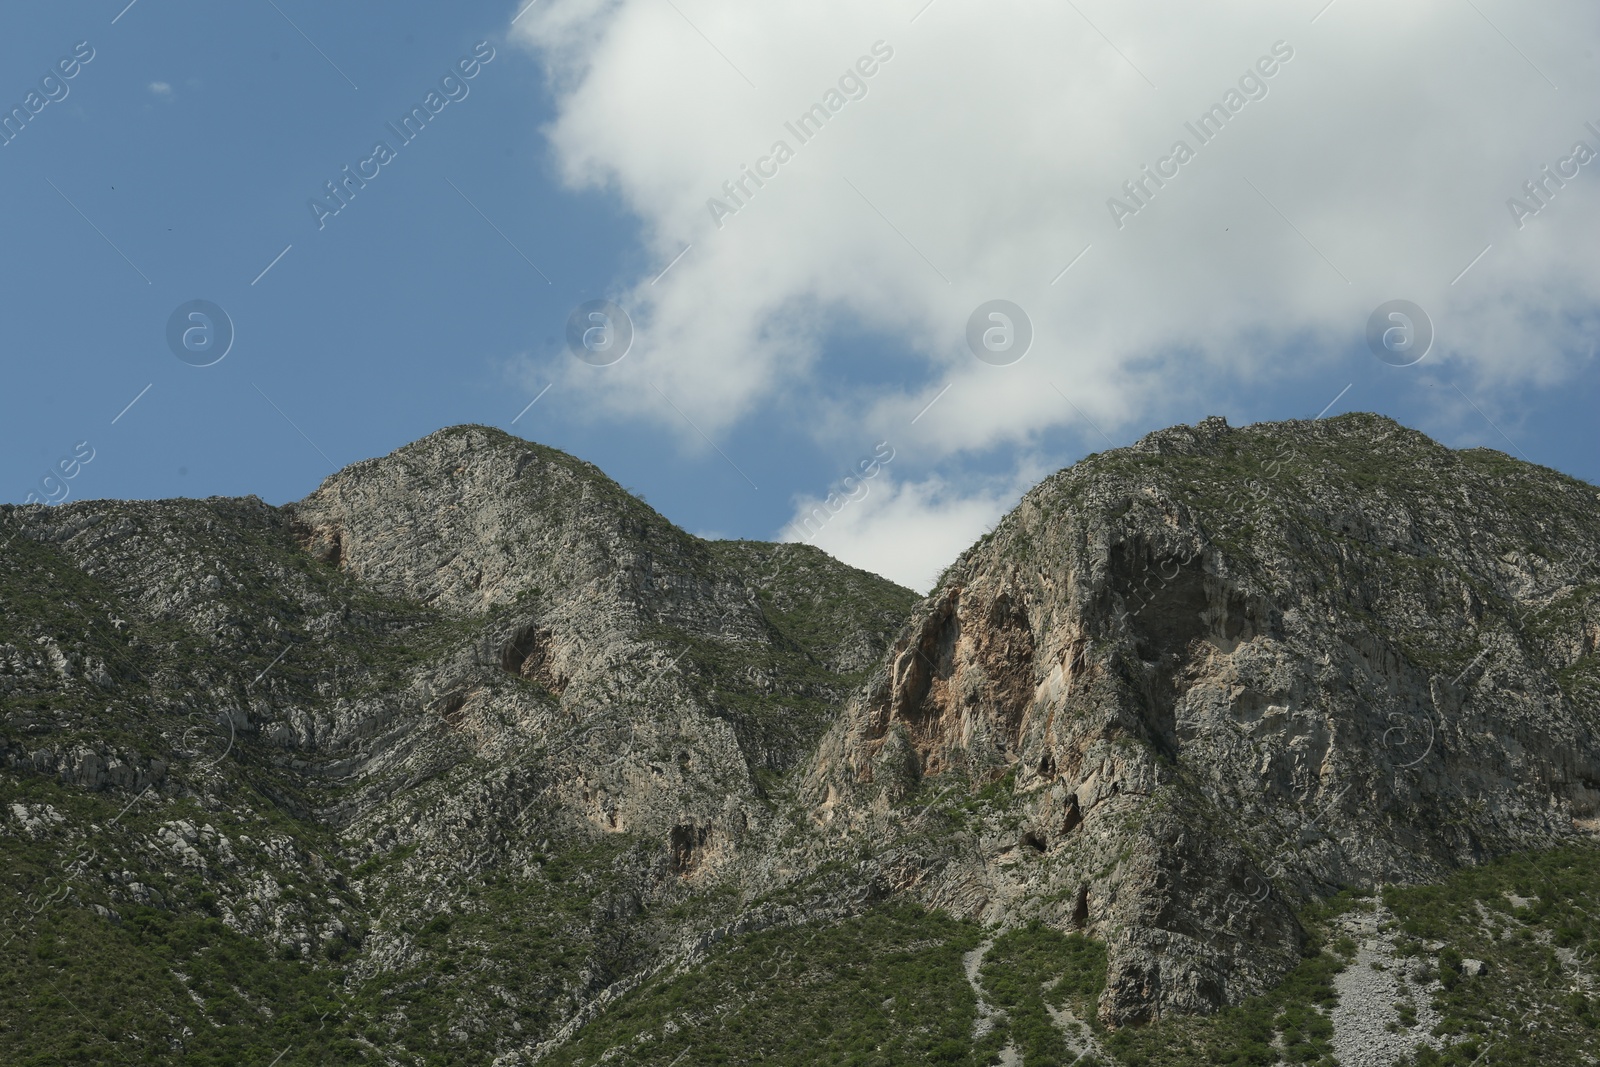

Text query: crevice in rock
(435, 691), (468, 728)
(500, 623), (566, 695)
(1110, 538), (1265, 759)
(1073, 884), (1090, 929)
(1062, 793), (1083, 836)
(669, 823), (710, 876)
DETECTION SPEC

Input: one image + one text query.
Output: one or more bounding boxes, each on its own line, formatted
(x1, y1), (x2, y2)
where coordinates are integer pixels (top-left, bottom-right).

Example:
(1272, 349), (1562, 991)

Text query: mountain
(2, 415), (1597, 1066)
(804, 413), (1600, 1028)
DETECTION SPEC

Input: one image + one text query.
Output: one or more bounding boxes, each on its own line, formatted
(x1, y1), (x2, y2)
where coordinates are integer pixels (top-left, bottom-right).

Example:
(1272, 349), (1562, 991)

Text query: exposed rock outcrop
(0, 425), (915, 1060)
(3, 414), (1596, 1058)
(806, 413), (1600, 1024)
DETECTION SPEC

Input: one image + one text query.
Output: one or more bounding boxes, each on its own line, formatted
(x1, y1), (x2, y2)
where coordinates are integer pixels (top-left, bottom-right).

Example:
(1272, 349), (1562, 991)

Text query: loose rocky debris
(963, 937), (1006, 1044)
(1328, 900), (1443, 1067)
(1043, 988), (1106, 1064)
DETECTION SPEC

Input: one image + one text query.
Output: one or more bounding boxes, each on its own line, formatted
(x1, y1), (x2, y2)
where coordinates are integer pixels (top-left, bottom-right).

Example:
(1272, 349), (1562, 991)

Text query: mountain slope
(0, 425), (916, 1065)
(2, 414), (1598, 1065)
(803, 413), (1600, 1026)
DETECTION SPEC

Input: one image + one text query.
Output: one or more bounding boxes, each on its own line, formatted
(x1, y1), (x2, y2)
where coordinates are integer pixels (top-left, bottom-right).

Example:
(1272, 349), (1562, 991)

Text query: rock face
(805, 413), (1600, 1024)
(1, 414), (1597, 1058)
(281, 426), (908, 850)
(0, 425), (916, 1061)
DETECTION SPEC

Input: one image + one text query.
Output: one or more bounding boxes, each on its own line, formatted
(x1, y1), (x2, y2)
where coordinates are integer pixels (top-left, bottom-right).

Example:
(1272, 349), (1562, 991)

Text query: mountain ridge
(3, 413), (1598, 1064)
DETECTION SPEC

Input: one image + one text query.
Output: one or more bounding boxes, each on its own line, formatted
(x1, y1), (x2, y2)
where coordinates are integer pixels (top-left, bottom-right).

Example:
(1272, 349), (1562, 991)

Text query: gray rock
(805, 413), (1600, 1025)
(2, 413), (1596, 1052)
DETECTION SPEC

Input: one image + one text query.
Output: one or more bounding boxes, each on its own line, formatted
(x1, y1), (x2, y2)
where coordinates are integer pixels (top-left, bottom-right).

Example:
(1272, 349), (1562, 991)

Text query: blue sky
(3, 0), (1598, 591)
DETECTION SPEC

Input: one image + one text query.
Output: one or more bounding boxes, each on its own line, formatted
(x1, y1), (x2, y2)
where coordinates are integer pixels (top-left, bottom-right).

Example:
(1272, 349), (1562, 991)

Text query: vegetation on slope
(535, 845), (1600, 1066)
(1389, 845), (1600, 1066)
(4, 419), (1598, 1065)
(540, 902), (985, 1067)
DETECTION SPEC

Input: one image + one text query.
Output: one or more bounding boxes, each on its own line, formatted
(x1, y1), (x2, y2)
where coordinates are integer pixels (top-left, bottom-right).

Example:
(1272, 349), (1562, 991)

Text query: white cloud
(148, 81), (173, 99)
(512, 0), (1600, 579)
(781, 461), (1047, 593)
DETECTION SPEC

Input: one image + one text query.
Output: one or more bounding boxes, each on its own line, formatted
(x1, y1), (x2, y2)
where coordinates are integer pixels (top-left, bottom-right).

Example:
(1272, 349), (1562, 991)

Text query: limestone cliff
(0, 425), (915, 1062)
(805, 413), (1600, 1025)
(3, 414), (1597, 1064)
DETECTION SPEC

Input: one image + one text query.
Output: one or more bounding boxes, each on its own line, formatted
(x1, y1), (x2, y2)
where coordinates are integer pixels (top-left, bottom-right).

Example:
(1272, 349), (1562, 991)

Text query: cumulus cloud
(781, 462), (1047, 593)
(148, 81), (173, 99)
(511, 0), (1600, 579)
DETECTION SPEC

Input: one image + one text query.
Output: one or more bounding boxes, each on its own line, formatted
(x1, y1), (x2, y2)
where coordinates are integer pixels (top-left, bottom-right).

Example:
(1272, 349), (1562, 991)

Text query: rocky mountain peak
(3, 414), (1597, 1062)
(807, 413), (1600, 1024)
(289, 424), (668, 616)
(1124, 411), (1236, 455)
